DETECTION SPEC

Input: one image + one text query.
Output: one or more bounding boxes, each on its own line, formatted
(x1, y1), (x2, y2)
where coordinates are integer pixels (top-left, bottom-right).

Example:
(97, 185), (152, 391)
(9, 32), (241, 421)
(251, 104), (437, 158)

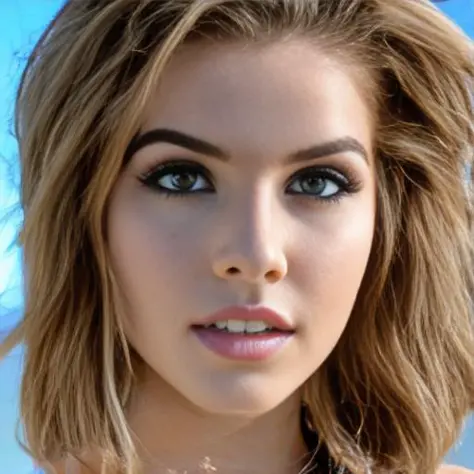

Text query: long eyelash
(138, 160), (206, 182)
(287, 165), (363, 203)
(138, 161), (363, 203)
(138, 159), (213, 196)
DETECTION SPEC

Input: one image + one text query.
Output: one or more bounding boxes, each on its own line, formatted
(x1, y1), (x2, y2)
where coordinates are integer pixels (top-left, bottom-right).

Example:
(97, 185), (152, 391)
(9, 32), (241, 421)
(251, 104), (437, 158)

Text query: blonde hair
(1, 0), (474, 473)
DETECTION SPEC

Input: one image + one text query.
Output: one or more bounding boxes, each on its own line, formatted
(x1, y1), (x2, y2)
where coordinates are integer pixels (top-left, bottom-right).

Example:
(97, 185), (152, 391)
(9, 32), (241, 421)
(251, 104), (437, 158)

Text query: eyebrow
(123, 128), (369, 165)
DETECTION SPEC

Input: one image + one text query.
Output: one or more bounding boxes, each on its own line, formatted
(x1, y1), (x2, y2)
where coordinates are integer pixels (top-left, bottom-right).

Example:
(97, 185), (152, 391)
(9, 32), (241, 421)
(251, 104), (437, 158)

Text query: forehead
(140, 39), (374, 157)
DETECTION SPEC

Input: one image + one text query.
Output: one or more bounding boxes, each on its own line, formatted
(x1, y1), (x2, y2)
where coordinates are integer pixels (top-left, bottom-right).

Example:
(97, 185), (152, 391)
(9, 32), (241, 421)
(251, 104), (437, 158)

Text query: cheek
(291, 202), (375, 336)
(106, 186), (204, 323)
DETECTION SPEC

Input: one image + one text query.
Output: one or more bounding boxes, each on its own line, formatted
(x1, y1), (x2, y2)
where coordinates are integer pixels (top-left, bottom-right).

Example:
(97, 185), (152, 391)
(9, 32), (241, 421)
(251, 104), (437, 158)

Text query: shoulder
(437, 466), (474, 474)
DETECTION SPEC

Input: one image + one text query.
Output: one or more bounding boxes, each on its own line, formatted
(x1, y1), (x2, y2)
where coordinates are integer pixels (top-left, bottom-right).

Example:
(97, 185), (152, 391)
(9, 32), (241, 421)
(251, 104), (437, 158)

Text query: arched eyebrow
(124, 128), (227, 164)
(289, 136), (369, 164)
(124, 128), (369, 165)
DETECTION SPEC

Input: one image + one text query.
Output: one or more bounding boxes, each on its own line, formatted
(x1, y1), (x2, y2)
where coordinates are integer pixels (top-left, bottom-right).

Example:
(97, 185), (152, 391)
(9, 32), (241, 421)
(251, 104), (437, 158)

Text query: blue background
(1, 1), (473, 473)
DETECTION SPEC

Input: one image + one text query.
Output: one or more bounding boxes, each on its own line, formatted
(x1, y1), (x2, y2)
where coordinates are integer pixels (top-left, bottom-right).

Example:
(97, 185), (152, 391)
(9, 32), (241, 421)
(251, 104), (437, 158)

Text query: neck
(123, 365), (310, 474)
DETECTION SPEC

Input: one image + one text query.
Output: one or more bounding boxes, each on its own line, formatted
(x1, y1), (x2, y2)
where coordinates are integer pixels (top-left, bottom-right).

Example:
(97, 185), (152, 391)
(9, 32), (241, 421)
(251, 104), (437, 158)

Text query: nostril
(226, 267), (240, 276)
(265, 270), (282, 283)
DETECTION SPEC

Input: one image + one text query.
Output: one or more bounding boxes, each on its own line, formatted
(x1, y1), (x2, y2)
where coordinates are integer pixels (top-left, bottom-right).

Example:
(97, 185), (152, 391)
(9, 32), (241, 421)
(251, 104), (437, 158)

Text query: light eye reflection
(287, 175), (340, 197)
(137, 159), (363, 203)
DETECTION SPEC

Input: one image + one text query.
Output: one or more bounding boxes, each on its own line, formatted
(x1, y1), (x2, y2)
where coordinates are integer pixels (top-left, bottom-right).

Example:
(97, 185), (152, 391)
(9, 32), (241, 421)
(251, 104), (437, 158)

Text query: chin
(136, 349), (308, 417)
(172, 370), (301, 416)
(189, 394), (290, 418)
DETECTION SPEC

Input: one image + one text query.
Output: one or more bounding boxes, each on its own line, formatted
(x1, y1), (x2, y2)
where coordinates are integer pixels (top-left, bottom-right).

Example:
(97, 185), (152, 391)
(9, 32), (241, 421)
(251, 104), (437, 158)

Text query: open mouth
(192, 319), (293, 335)
(190, 306), (295, 361)
(191, 320), (294, 361)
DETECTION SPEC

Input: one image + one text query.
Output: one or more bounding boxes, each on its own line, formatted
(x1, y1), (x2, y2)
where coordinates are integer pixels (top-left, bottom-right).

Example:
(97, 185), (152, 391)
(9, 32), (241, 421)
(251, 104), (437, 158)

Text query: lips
(192, 305), (294, 332)
(190, 305), (295, 361)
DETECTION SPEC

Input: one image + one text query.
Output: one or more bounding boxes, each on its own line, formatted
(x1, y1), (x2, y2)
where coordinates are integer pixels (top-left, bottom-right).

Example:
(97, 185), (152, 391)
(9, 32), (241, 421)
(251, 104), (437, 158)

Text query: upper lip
(193, 305), (295, 331)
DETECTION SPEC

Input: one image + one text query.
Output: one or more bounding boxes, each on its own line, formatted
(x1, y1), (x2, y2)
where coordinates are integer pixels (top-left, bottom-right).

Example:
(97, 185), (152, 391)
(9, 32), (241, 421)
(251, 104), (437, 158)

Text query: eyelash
(138, 159), (362, 204)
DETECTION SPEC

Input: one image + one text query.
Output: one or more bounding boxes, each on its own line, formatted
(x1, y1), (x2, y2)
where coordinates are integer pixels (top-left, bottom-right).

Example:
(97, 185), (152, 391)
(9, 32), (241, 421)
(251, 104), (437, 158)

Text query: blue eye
(286, 167), (355, 201)
(139, 161), (213, 194)
(139, 161), (360, 202)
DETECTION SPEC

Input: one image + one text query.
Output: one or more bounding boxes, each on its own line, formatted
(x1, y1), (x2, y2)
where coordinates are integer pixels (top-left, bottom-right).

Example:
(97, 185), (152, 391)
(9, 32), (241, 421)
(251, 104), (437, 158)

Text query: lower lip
(192, 327), (293, 361)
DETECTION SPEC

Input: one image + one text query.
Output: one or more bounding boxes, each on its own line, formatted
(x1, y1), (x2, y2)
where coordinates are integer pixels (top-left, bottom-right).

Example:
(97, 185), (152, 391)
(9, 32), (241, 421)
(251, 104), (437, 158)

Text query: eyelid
(286, 164), (361, 189)
(140, 159), (212, 180)
(137, 159), (363, 195)
(288, 165), (348, 181)
(137, 159), (215, 195)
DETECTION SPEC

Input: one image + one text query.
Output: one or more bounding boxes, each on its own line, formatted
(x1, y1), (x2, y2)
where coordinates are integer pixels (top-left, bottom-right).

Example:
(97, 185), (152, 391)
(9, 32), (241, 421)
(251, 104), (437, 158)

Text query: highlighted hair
(1, 1), (474, 472)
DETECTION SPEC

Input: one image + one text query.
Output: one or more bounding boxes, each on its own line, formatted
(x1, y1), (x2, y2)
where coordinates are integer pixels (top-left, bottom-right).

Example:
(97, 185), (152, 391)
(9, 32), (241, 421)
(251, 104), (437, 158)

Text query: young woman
(1, 0), (474, 473)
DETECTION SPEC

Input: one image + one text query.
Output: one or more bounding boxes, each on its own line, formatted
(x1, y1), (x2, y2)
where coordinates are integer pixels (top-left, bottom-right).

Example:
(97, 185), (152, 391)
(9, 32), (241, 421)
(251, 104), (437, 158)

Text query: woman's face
(107, 39), (376, 415)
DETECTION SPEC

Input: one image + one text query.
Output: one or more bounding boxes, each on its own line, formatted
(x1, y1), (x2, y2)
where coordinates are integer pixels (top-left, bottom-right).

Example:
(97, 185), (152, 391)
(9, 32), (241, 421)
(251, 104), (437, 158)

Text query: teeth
(245, 320), (269, 333)
(215, 321), (227, 330)
(227, 320), (246, 333)
(211, 320), (272, 333)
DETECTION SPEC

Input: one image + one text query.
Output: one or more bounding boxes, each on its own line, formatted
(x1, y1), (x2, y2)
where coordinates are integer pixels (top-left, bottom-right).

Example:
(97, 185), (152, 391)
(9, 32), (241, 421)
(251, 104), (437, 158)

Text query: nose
(213, 254), (287, 284)
(211, 197), (288, 285)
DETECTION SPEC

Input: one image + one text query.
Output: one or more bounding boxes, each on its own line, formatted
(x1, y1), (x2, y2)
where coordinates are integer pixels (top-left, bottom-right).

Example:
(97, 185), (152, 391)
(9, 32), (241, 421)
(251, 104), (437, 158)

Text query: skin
(105, 38), (375, 473)
(61, 38), (466, 474)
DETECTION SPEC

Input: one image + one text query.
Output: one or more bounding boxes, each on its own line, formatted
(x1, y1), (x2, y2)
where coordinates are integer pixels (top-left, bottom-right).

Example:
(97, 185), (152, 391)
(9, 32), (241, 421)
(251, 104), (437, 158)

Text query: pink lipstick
(191, 305), (294, 361)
